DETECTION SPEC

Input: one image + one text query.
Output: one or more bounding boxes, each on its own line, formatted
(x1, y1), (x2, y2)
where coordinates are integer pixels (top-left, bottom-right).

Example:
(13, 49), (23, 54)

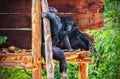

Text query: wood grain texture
(41, 0), (54, 78)
(0, 0), (104, 13)
(0, 14), (31, 28)
(0, 30), (31, 49)
(48, 0), (104, 13)
(0, 13), (104, 30)
(0, 51), (93, 63)
(58, 13), (104, 31)
(79, 63), (88, 79)
(0, 0), (31, 13)
(32, 0), (42, 79)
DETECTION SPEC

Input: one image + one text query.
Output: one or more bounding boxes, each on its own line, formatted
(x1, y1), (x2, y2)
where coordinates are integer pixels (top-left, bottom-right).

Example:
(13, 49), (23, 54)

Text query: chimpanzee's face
(66, 23), (73, 31)
(64, 17), (74, 31)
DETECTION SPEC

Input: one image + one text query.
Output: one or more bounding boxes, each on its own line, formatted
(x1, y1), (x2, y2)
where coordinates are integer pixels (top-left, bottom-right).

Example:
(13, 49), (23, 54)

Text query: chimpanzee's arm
(42, 12), (54, 19)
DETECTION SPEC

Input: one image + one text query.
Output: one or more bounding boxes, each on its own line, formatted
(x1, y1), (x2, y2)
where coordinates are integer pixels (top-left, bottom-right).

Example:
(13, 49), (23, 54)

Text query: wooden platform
(0, 51), (94, 69)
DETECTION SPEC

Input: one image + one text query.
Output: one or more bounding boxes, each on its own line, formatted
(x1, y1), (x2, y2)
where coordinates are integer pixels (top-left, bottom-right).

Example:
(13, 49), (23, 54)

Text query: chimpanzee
(41, 43), (67, 79)
(42, 7), (68, 79)
(58, 16), (93, 52)
(42, 7), (73, 52)
(42, 7), (61, 46)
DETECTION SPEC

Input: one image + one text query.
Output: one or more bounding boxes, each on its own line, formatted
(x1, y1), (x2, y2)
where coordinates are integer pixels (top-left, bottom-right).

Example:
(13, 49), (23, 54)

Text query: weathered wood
(0, 0), (31, 13)
(67, 58), (94, 63)
(41, 0), (54, 78)
(48, 0), (104, 13)
(0, 52), (94, 63)
(58, 13), (104, 31)
(0, 30), (31, 49)
(0, 28), (31, 31)
(0, 62), (47, 70)
(65, 51), (90, 59)
(32, 0), (42, 79)
(0, 13), (104, 29)
(78, 51), (89, 79)
(0, 14), (31, 28)
(0, 62), (32, 69)
(79, 63), (88, 79)
(0, 54), (32, 63)
(0, 0), (104, 13)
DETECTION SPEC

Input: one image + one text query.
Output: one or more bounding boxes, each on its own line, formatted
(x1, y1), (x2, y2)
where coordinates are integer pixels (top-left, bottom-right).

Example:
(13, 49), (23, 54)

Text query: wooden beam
(32, 0), (42, 79)
(79, 63), (88, 79)
(41, 0), (54, 79)
(0, 62), (32, 69)
(0, 28), (31, 31)
(0, 52), (94, 63)
(0, 54), (32, 63)
(66, 58), (94, 63)
(78, 51), (90, 79)
(0, 51), (93, 63)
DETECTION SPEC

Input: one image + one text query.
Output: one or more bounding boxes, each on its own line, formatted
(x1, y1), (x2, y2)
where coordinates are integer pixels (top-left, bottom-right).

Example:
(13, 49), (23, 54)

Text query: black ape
(42, 7), (68, 79)
(69, 29), (93, 51)
(58, 17), (93, 51)
(42, 7), (73, 52)
(41, 43), (67, 79)
(58, 17), (75, 52)
(42, 7), (62, 46)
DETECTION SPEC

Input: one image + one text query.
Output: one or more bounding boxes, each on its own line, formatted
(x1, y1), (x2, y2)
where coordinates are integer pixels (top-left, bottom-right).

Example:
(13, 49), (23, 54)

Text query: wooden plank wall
(0, 0), (104, 49)
(0, 0), (31, 49)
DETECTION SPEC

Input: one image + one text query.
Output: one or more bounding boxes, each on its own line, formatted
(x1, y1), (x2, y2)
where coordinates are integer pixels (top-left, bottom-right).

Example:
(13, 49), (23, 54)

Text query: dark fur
(58, 16), (93, 51)
(42, 7), (68, 79)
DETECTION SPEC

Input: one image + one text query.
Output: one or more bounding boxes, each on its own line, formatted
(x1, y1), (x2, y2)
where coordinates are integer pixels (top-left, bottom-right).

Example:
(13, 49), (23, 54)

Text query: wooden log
(0, 54), (32, 63)
(32, 0), (42, 79)
(41, 0), (54, 79)
(79, 63), (88, 79)
(66, 58), (94, 63)
(78, 51), (90, 79)
(0, 62), (47, 70)
(0, 52), (94, 63)
(0, 62), (32, 69)
(0, 51), (92, 63)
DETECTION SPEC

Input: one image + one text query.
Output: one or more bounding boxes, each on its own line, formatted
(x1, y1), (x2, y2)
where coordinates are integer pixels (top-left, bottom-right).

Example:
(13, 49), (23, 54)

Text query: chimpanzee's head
(64, 17), (74, 31)
(49, 7), (58, 14)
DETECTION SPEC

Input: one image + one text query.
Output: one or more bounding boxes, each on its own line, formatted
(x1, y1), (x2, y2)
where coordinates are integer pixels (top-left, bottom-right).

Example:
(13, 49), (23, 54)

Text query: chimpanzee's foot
(61, 72), (68, 79)
(67, 48), (73, 52)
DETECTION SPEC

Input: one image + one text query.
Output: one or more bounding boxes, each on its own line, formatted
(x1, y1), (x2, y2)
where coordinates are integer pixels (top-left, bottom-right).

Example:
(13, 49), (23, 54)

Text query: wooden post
(79, 63), (88, 79)
(32, 0), (42, 79)
(41, 0), (54, 79)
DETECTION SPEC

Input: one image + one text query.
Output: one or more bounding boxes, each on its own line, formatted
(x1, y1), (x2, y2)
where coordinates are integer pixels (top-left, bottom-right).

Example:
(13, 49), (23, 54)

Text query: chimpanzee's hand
(42, 12), (48, 18)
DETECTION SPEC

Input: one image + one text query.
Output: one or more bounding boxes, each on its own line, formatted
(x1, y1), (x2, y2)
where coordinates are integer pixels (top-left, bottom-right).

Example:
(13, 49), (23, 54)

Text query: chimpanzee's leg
(78, 35), (93, 51)
(52, 46), (68, 79)
(63, 35), (73, 52)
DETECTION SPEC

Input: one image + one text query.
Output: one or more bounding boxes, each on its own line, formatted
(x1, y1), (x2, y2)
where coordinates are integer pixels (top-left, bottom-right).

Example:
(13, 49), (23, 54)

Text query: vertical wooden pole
(32, 0), (42, 79)
(41, 0), (54, 79)
(79, 63), (88, 79)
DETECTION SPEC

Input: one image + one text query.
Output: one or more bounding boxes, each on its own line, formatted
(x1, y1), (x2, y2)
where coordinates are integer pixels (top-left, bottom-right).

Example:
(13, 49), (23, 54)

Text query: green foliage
(0, 63), (79, 79)
(0, 36), (7, 45)
(42, 62), (79, 79)
(88, 0), (120, 79)
(0, 68), (32, 79)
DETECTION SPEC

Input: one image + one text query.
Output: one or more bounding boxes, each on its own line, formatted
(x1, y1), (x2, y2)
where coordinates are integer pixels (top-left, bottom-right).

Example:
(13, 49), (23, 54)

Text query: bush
(0, 36), (7, 45)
